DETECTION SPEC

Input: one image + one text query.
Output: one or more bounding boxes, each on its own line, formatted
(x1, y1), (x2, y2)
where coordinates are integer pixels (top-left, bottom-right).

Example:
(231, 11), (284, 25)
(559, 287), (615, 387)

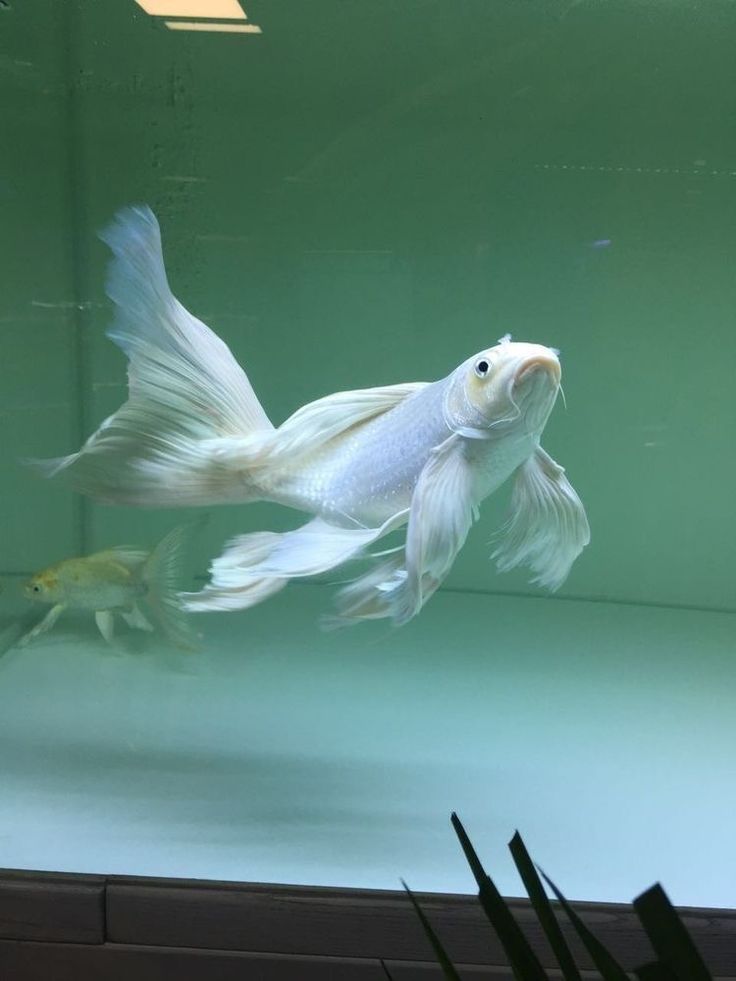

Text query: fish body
(262, 367), (544, 528)
(35, 206), (590, 626)
(27, 554), (147, 611)
(261, 379), (452, 526)
(21, 527), (195, 647)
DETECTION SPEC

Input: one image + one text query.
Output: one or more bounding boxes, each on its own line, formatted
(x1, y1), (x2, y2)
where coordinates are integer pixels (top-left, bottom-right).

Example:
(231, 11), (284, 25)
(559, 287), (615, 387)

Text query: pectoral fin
(401, 435), (477, 620)
(493, 445), (589, 590)
(329, 435), (477, 626)
(17, 604), (65, 647)
(95, 610), (116, 644)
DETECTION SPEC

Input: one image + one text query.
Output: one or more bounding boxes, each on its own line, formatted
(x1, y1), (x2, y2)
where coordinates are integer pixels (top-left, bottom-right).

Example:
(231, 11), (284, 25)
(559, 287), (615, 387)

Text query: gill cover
(443, 336), (559, 439)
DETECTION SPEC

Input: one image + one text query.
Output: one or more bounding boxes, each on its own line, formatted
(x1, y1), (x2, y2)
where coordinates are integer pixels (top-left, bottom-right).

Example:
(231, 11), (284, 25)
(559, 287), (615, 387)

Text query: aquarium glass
(0, 0), (734, 908)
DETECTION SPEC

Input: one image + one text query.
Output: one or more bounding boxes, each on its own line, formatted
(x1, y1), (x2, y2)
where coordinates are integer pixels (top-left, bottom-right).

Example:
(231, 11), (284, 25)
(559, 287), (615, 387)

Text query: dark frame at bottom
(0, 868), (735, 979)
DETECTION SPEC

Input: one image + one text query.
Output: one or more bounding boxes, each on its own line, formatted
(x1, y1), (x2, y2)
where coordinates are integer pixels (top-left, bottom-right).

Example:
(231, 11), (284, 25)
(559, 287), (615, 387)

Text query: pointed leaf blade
(539, 869), (629, 981)
(402, 880), (464, 981)
(451, 814), (550, 981)
(633, 884), (713, 981)
(508, 832), (582, 981)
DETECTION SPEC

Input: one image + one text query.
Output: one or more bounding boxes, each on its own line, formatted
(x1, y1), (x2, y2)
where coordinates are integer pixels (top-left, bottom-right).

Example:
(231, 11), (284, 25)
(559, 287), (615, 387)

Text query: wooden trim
(0, 941), (387, 980)
(1, 868), (735, 978)
(0, 870), (105, 944)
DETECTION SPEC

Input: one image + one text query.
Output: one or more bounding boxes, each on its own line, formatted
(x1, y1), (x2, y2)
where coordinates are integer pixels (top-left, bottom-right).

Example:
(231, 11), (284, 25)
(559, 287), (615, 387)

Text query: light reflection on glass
(164, 19), (262, 33)
(135, 0), (247, 17)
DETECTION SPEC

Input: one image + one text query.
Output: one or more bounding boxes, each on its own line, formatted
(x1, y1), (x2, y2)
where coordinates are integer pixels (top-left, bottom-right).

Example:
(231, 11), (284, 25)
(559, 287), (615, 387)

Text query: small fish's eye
(32, 584), (41, 593)
(474, 358), (491, 378)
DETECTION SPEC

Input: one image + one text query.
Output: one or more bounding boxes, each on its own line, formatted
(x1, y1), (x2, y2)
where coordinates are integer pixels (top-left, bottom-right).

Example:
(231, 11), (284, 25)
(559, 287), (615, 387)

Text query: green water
(0, 0), (734, 905)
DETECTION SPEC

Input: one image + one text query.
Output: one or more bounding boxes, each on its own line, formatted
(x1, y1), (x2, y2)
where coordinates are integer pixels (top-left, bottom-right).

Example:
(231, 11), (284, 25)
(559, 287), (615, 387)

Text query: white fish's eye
(32, 584), (41, 593)
(474, 357), (491, 378)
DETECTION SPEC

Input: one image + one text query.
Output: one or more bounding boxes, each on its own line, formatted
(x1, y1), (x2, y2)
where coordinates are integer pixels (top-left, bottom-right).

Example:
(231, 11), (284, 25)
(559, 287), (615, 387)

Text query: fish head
(447, 335), (561, 437)
(23, 569), (60, 604)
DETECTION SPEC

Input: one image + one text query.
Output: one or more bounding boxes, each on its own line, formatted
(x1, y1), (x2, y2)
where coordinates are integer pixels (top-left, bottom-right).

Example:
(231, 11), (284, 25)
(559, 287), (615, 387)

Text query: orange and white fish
(35, 207), (589, 626)
(20, 526), (195, 648)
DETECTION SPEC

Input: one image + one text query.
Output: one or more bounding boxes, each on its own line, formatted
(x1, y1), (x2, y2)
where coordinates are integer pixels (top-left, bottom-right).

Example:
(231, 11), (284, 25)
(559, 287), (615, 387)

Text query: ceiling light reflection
(165, 20), (262, 32)
(136, 0), (246, 18)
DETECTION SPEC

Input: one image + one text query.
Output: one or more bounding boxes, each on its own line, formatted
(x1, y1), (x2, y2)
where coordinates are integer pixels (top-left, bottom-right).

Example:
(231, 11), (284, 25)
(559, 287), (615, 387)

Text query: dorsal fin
(90, 547), (149, 570)
(224, 382), (430, 467)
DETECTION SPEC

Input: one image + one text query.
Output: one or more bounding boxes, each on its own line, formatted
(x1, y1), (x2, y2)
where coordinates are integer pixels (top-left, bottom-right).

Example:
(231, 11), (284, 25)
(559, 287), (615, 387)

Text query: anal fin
(181, 511), (408, 613)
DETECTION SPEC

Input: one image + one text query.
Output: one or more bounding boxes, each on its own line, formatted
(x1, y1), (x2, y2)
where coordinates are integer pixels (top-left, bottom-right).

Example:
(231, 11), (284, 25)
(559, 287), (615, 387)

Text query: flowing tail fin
(141, 524), (200, 649)
(32, 206), (274, 506)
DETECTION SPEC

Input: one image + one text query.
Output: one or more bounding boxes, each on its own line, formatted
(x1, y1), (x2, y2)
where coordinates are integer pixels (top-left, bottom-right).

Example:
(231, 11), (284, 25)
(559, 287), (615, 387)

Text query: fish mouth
(514, 354), (561, 387)
(511, 352), (561, 432)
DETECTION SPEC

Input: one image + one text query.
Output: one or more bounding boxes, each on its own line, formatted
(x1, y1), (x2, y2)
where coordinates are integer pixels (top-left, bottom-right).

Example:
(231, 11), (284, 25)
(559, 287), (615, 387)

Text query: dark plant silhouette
(404, 813), (713, 980)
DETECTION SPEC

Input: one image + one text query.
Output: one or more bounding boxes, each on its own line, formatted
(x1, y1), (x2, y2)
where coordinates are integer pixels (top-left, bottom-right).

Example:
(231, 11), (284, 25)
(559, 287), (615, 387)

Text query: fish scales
(265, 380), (452, 527)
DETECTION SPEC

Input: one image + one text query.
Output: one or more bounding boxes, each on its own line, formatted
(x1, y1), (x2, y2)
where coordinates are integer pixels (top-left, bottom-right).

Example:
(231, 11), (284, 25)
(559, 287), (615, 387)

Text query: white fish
(35, 206), (589, 626)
